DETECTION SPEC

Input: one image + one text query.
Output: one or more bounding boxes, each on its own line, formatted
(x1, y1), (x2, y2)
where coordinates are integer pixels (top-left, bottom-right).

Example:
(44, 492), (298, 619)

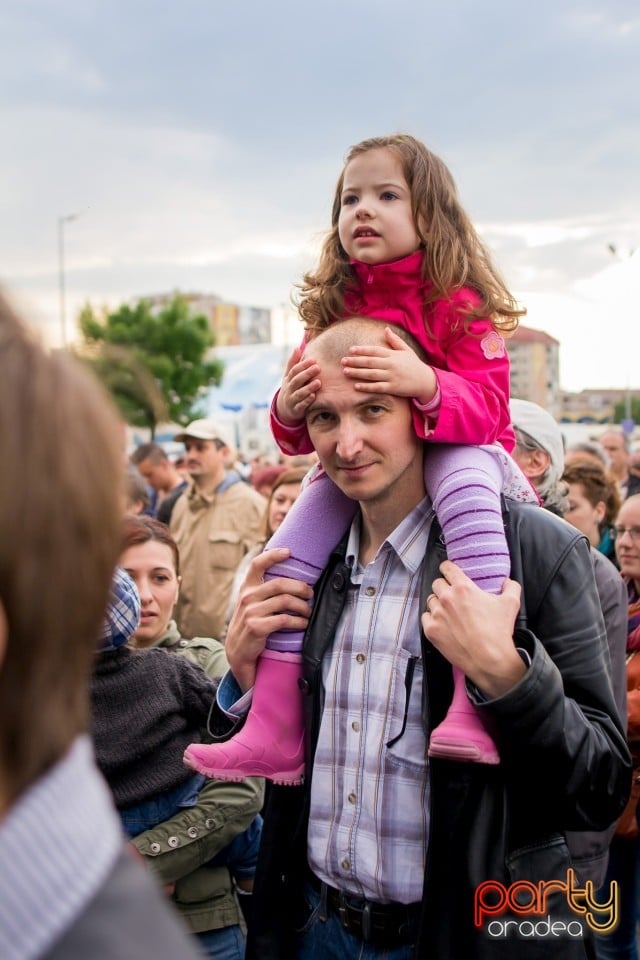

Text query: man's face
(135, 457), (167, 493)
(305, 358), (423, 509)
(600, 433), (628, 473)
(183, 438), (225, 485)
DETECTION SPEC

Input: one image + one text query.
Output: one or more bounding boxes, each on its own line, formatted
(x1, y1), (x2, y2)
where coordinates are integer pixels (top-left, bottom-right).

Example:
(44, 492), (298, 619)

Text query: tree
(77, 296), (223, 438)
(613, 396), (640, 425)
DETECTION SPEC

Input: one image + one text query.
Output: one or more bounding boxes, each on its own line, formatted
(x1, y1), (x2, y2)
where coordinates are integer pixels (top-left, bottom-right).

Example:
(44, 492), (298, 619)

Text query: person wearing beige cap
(170, 418), (266, 640)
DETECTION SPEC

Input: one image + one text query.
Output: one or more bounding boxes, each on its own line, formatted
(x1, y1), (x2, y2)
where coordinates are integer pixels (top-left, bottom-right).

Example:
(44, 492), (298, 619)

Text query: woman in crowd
(596, 493), (640, 959)
(563, 458), (621, 564)
(223, 467), (308, 635)
(121, 515), (264, 960)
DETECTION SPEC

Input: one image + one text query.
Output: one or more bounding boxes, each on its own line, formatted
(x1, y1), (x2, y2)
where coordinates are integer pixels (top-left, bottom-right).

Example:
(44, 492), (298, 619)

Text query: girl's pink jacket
(270, 251), (516, 456)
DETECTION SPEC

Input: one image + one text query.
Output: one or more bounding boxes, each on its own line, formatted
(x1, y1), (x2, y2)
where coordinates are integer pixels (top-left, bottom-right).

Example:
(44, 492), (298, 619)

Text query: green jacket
(131, 621), (264, 933)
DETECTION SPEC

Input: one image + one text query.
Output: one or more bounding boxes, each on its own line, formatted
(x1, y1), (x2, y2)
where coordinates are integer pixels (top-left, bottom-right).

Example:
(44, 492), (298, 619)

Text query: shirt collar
(346, 496), (434, 575)
(0, 735), (123, 960)
(187, 469), (241, 506)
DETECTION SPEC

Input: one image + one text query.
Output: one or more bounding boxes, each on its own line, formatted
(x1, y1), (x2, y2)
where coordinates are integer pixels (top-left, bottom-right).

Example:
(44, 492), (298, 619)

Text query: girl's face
(615, 498), (640, 589)
(267, 480), (303, 536)
(338, 147), (420, 266)
(120, 540), (181, 647)
(564, 482), (605, 547)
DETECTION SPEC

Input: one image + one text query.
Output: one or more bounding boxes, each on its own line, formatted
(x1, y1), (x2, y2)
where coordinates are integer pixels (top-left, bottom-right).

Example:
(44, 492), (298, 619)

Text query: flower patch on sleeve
(480, 331), (506, 360)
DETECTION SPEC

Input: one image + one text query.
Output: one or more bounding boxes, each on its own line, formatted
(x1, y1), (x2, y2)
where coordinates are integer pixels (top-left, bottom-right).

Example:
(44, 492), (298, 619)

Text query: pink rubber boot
(183, 650), (305, 785)
(427, 666), (499, 764)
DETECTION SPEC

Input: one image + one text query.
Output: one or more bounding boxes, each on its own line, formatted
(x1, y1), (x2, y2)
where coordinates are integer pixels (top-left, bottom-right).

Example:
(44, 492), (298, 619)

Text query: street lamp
(58, 213), (78, 347)
(606, 242), (636, 426)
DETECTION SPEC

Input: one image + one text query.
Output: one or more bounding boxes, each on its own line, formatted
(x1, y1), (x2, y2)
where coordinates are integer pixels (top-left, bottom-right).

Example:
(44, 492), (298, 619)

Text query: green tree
(77, 296), (223, 438)
(613, 396), (640, 425)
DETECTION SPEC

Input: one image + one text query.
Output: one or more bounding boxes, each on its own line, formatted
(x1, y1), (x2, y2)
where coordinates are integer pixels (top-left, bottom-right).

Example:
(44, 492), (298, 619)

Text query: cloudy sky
(1, 0), (638, 391)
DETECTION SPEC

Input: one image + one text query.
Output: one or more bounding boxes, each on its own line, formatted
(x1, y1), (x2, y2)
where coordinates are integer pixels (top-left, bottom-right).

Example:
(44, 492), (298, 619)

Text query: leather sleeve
(471, 507), (631, 832)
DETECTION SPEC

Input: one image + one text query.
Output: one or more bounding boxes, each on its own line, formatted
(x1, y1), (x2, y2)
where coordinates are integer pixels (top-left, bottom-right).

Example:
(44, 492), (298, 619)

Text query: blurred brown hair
(0, 292), (123, 805)
(121, 514), (181, 574)
(263, 467), (308, 539)
(562, 458), (622, 527)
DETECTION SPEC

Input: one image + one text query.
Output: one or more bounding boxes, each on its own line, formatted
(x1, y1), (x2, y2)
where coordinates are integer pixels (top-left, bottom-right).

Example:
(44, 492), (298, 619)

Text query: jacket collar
(349, 249), (424, 287)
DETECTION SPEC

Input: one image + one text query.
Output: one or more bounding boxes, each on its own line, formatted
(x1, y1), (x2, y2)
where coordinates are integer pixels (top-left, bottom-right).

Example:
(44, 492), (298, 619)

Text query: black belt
(308, 871), (420, 947)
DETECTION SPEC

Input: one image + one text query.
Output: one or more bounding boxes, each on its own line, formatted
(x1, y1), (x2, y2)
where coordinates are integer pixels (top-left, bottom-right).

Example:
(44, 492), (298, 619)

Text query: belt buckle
(361, 901), (373, 942)
(337, 890), (373, 943)
(337, 890), (348, 930)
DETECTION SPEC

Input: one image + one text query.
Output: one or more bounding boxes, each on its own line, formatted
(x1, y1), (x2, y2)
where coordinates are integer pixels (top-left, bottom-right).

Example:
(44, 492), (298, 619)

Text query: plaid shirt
(307, 497), (433, 905)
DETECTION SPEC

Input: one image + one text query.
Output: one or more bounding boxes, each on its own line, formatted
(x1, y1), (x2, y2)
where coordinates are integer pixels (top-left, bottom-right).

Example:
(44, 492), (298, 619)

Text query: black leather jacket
(247, 500), (631, 959)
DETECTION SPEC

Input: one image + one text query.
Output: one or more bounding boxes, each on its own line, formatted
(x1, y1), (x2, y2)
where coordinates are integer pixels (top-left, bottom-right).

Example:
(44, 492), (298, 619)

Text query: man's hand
(275, 347), (322, 425)
(421, 560), (525, 699)
(342, 326), (437, 404)
(225, 548), (313, 692)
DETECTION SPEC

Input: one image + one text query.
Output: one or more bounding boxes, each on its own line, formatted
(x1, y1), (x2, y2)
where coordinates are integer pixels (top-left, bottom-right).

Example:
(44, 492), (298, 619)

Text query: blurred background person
(130, 442), (188, 525)
(509, 398), (568, 514)
(510, 398), (628, 892)
(564, 440), (610, 469)
(124, 464), (153, 516)
(169, 418), (266, 641)
(563, 459), (622, 565)
(249, 463), (287, 499)
(0, 291), (202, 960)
(600, 429), (640, 501)
(120, 515), (264, 956)
(223, 467), (308, 637)
(595, 493), (640, 960)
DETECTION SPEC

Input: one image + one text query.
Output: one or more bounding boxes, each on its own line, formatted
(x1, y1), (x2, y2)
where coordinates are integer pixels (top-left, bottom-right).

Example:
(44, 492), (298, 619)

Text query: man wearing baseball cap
(170, 418), (266, 640)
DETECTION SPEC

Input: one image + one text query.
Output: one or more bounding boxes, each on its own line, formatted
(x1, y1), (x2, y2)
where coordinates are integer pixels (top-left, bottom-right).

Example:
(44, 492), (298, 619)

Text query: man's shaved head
(304, 317), (426, 365)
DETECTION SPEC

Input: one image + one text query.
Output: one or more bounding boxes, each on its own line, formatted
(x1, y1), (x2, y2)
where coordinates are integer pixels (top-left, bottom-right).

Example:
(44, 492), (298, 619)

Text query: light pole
(58, 213), (78, 347)
(607, 243), (636, 425)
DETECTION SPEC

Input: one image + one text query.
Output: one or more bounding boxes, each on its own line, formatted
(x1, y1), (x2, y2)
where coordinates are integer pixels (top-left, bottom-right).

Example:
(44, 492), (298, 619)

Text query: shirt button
(348, 792), (356, 804)
(168, 836), (179, 848)
(149, 842), (161, 854)
(341, 857), (351, 870)
(351, 721), (360, 732)
(205, 818), (215, 829)
(356, 653), (366, 664)
(365, 586), (376, 597)
(187, 826), (198, 838)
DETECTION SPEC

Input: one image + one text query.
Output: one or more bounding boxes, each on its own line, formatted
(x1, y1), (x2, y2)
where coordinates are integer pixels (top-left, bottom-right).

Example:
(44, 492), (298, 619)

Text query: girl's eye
(381, 191), (398, 201)
(342, 194), (358, 206)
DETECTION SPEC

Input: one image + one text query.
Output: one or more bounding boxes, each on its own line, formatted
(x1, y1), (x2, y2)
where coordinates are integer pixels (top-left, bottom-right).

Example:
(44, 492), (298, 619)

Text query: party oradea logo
(474, 869), (618, 940)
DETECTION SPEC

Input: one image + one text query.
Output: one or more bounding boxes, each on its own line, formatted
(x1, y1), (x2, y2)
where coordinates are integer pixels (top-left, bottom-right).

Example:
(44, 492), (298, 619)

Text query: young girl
(184, 133), (537, 783)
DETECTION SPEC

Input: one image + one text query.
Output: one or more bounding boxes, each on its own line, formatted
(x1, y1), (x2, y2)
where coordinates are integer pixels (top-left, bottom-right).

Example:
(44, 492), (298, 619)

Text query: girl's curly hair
(297, 134), (525, 338)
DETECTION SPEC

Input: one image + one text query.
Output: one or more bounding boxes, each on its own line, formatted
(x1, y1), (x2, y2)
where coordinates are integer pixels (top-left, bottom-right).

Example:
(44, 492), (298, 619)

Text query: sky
(1, 0), (638, 393)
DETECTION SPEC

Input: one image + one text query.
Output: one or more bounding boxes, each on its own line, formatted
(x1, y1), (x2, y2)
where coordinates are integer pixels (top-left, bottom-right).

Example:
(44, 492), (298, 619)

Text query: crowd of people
(1, 130), (639, 960)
